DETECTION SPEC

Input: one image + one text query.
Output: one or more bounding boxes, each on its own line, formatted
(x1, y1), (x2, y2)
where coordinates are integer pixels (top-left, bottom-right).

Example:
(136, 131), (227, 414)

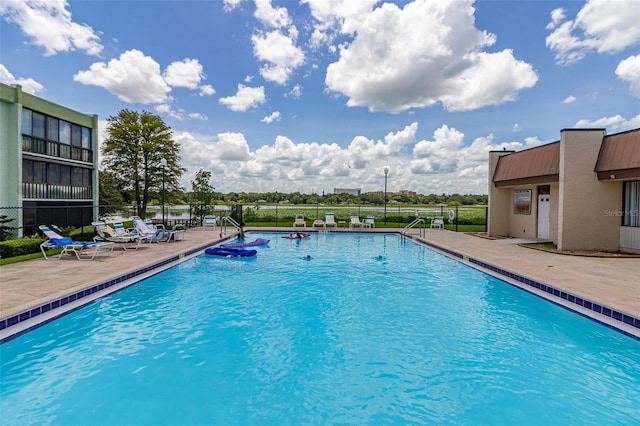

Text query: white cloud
(252, 29), (305, 84)
(74, 49), (170, 104)
(286, 84), (303, 99)
(254, 0), (291, 29)
(219, 84), (266, 111)
(0, 64), (43, 94)
(546, 0), (640, 66)
(615, 55), (640, 97)
(0, 0), (102, 56)
(323, 0), (537, 113)
(223, 0), (243, 12)
(163, 58), (205, 89)
(199, 84), (216, 96)
(574, 114), (640, 132)
(563, 95), (576, 104)
(261, 111), (281, 123)
(155, 104), (207, 121)
(512, 123), (521, 132)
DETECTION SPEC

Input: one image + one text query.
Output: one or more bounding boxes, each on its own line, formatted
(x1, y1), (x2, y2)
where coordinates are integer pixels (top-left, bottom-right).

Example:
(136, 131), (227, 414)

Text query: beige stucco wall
(557, 129), (622, 251)
(548, 183), (559, 244)
(487, 151), (513, 237)
(509, 185), (537, 238)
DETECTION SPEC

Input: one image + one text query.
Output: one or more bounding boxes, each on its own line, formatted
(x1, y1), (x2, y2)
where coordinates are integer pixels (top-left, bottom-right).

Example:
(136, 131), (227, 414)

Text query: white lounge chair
(39, 225), (115, 260)
(293, 215), (306, 228)
(312, 219), (325, 228)
(324, 213), (338, 228)
(430, 217), (444, 229)
(92, 221), (142, 250)
(349, 216), (363, 229)
(133, 217), (173, 242)
(113, 222), (152, 245)
(143, 218), (186, 241)
(203, 215), (217, 230)
(363, 216), (375, 228)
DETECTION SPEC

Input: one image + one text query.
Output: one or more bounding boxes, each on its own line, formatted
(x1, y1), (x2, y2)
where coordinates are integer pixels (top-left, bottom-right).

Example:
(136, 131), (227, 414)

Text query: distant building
(488, 128), (640, 253)
(334, 188), (361, 196)
(398, 190), (417, 197)
(0, 83), (99, 236)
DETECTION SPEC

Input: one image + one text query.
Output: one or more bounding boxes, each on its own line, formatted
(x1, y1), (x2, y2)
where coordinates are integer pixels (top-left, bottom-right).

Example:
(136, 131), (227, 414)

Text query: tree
(102, 109), (184, 218)
(191, 169), (215, 221)
(98, 169), (128, 208)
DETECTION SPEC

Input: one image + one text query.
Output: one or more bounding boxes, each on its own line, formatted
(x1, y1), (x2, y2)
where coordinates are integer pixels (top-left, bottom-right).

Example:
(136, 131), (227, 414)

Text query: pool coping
(1, 229), (638, 342)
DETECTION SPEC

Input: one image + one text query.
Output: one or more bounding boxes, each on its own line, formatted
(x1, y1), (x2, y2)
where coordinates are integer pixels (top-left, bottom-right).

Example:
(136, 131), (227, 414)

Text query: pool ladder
(402, 218), (425, 238)
(220, 216), (243, 236)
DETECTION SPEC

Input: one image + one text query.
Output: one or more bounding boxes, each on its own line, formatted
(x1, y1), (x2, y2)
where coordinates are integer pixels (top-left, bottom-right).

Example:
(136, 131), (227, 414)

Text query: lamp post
(384, 167), (389, 226)
(315, 201), (319, 220)
(275, 191), (278, 226)
(160, 158), (167, 227)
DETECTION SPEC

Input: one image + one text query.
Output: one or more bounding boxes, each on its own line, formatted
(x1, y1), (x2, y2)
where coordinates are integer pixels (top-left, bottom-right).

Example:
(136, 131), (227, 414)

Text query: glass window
(32, 112), (45, 139)
(623, 181), (640, 227)
(59, 121), (71, 145)
(71, 167), (83, 186)
(47, 117), (59, 142)
(60, 165), (71, 186)
(71, 124), (82, 147)
(48, 163), (61, 184)
(22, 159), (34, 182)
(33, 161), (47, 183)
(81, 127), (91, 149)
(21, 109), (32, 135)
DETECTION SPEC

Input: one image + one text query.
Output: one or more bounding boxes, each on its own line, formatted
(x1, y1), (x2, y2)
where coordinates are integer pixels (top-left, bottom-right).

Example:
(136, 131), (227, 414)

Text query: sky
(1, 0), (639, 196)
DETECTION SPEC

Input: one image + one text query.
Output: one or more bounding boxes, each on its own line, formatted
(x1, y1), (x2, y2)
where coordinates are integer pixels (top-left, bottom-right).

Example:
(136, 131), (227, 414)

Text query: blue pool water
(1, 232), (639, 425)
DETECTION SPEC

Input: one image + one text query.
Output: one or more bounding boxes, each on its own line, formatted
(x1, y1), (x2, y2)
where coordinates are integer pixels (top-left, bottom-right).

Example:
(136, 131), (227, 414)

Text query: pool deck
(1, 227), (639, 340)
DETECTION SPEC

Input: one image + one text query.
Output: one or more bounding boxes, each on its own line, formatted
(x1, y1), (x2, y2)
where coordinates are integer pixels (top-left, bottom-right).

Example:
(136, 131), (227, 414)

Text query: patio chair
(363, 216), (375, 228)
(39, 225), (115, 261)
(430, 217), (444, 229)
(349, 216), (363, 229)
(144, 219), (186, 241)
(113, 222), (152, 244)
(293, 215), (306, 228)
(203, 215), (217, 230)
(92, 221), (143, 250)
(312, 218), (325, 228)
(133, 217), (173, 242)
(324, 213), (338, 228)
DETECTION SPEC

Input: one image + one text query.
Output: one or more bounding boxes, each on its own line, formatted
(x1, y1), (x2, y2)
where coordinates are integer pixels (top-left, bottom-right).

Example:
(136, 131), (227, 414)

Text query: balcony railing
(22, 183), (93, 200)
(22, 135), (92, 163)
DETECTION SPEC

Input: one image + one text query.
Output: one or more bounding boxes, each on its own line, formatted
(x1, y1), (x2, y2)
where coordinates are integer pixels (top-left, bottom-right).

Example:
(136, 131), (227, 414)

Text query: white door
(537, 194), (550, 239)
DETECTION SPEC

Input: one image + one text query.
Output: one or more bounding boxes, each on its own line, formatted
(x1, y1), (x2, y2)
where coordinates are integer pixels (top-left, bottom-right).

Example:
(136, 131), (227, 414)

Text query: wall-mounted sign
(513, 189), (532, 215)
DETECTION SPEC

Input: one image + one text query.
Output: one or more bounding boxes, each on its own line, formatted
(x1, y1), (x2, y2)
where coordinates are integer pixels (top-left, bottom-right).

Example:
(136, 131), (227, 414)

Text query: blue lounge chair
(39, 225), (115, 260)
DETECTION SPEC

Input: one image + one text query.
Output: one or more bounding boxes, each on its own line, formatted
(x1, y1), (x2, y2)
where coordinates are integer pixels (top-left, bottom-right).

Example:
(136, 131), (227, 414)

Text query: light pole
(384, 167), (389, 226)
(275, 191), (278, 226)
(160, 158), (167, 227)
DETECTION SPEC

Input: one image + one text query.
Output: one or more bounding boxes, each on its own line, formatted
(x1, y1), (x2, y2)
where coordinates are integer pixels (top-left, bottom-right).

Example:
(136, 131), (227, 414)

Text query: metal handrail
(220, 216), (242, 236)
(402, 218), (425, 237)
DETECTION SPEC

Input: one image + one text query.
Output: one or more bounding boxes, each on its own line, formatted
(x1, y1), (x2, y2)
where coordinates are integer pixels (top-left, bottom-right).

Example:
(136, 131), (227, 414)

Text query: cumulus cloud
(219, 84), (266, 111)
(574, 114), (640, 132)
(546, 0), (640, 66)
(199, 84), (215, 96)
(0, 0), (103, 56)
(222, 0), (243, 12)
(163, 58), (205, 89)
(563, 95), (576, 104)
(0, 64), (44, 94)
(323, 0), (537, 113)
(254, 0), (291, 29)
(155, 104), (207, 121)
(74, 49), (171, 104)
(615, 55), (640, 97)
(252, 29), (305, 84)
(286, 84), (303, 99)
(261, 111), (281, 123)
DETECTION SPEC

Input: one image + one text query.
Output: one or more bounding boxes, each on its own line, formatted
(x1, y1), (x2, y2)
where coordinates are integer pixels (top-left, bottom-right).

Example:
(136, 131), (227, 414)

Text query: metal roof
(595, 129), (640, 180)
(493, 142), (559, 187)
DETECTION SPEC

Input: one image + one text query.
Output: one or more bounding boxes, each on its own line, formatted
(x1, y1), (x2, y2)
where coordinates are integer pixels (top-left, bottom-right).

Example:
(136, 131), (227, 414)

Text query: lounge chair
(133, 217), (174, 242)
(113, 222), (152, 244)
(349, 216), (363, 229)
(39, 225), (115, 260)
(293, 215), (306, 228)
(203, 215), (217, 230)
(312, 219), (325, 228)
(363, 216), (375, 228)
(92, 221), (142, 250)
(430, 217), (444, 229)
(144, 218), (186, 241)
(324, 213), (338, 228)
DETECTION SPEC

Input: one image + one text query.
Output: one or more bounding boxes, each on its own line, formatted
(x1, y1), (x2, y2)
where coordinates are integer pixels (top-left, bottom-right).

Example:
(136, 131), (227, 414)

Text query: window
(33, 161), (47, 183)
(513, 189), (532, 215)
(59, 121), (71, 144)
(623, 181), (640, 227)
(47, 117), (59, 142)
(32, 112), (46, 139)
(71, 124), (82, 147)
(82, 127), (91, 149)
(22, 159), (34, 182)
(22, 109), (32, 135)
(48, 163), (61, 184)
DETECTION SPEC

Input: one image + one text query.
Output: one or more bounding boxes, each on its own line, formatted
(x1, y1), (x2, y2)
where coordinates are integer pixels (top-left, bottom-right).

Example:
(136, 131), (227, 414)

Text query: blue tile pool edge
(407, 234), (640, 340)
(0, 236), (234, 343)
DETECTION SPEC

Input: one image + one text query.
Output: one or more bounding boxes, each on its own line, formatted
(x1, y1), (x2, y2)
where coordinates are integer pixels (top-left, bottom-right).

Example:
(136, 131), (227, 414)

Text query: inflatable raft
(220, 238), (270, 248)
(205, 247), (257, 257)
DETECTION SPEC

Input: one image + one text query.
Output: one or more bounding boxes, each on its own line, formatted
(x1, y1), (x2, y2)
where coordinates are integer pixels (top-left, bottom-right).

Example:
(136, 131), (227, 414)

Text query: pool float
(205, 247), (257, 257)
(220, 238), (270, 248)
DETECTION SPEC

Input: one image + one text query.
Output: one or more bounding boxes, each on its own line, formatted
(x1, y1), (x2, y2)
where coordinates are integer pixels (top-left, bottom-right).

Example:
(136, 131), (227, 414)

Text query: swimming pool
(1, 232), (639, 424)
